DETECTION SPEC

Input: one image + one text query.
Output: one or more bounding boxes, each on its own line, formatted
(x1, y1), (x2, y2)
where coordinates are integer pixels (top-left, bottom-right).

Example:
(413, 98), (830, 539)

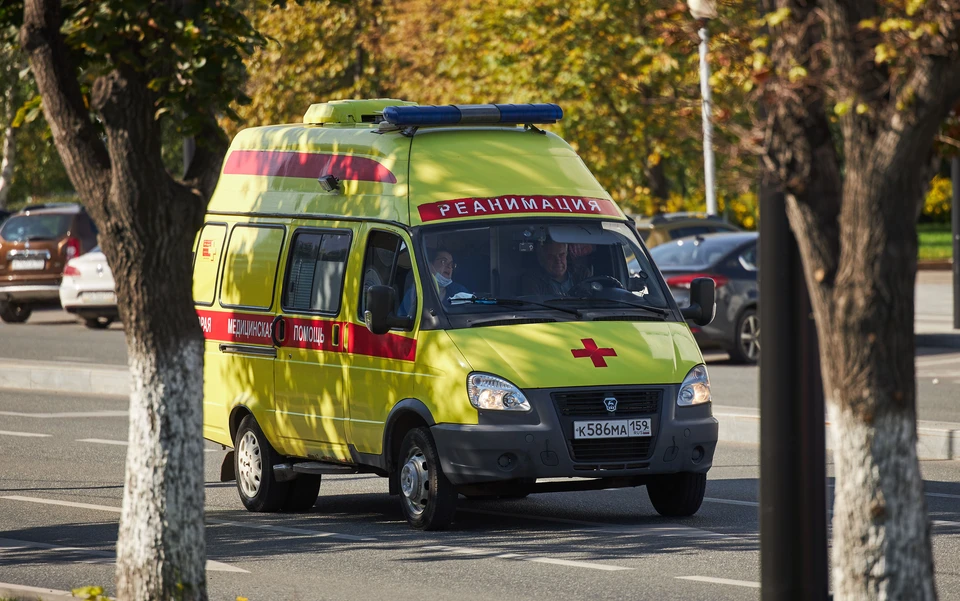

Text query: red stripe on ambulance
(417, 195), (620, 222)
(196, 310), (416, 361)
(223, 150), (398, 184)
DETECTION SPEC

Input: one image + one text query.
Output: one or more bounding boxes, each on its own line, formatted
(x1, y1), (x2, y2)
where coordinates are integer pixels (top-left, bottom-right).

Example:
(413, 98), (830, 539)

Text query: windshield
(416, 219), (671, 320)
(649, 235), (740, 269)
(0, 214), (72, 242)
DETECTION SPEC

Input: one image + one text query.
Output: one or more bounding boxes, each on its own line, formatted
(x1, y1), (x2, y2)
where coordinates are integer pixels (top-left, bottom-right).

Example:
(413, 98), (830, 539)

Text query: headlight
(677, 364), (711, 406)
(467, 373), (531, 411)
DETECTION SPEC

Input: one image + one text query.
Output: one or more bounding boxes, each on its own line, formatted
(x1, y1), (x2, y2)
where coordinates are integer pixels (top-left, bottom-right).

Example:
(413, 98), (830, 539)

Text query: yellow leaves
(879, 18), (913, 33)
(788, 65), (808, 82)
(72, 586), (109, 601)
(906, 0), (926, 16)
(765, 7), (792, 27)
(858, 19), (877, 30)
(749, 36), (769, 50)
(856, 103), (869, 115)
(874, 43), (896, 64)
(834, 100), (852, 116)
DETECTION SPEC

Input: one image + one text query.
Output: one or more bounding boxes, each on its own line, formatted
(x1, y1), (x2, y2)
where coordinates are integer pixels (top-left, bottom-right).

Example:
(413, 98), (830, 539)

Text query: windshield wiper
(449, 294), (582, 317)
(545, 296), (671, 319)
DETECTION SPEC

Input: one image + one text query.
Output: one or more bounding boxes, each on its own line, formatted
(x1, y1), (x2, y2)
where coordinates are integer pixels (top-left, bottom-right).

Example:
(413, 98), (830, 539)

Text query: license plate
(82, 291), (116, 304)
(573, 418), (653, 439)
(10, 259), (45, 271)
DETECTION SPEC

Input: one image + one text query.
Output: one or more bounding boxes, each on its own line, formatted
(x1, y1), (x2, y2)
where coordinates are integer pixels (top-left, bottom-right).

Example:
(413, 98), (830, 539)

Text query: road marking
(77, 438), (128, 446)
(915, 355), (960, 367)
(0, 410), (127, 419)
(0, 537), (246, 573)
(703, 497), (758, 507)
(927, 492), (960, 500)
(676, 576), (760, 588)
(0, 494), (370, 543)
(75, 438), (220, 452)
(0, 430), (51, 438)
(423, 545), (631, 571)
(207, 518), (372, 542)
(459, 507), (727, 538)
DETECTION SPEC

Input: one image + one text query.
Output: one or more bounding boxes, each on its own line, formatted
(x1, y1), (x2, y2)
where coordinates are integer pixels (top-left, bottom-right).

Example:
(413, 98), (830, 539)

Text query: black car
(650, 232), (759, 364)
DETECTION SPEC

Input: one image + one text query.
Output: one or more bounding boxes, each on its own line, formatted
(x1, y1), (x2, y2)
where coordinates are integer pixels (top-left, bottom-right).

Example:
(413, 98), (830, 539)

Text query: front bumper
(432, 386), (718, 486)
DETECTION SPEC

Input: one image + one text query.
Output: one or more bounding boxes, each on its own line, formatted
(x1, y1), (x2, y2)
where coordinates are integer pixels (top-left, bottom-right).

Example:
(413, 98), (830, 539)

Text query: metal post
(951, 156), (960, 329)
(759, 184), (829, 600)
(698, 24), (718, 216)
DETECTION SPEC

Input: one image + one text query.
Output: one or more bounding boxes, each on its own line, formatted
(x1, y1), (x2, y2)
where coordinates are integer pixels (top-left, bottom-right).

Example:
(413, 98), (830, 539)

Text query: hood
(445, 320), (703, 389)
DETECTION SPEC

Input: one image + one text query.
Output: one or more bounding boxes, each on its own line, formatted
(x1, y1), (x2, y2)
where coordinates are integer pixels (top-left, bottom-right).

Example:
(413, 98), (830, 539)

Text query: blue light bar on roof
(382, 103), (563, 127)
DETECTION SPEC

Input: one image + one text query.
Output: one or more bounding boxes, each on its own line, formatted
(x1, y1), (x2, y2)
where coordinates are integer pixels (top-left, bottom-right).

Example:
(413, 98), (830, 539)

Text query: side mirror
(680, 277), (716, 326)
(364, 285), (414, 335)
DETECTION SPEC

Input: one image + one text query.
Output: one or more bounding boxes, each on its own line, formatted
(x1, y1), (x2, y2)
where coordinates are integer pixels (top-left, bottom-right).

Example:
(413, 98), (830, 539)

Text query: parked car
(651, 232), (759, 364)
(59, 246), (118, 329)
(633, 212), (740, 248)
(0, 203), (99, 323)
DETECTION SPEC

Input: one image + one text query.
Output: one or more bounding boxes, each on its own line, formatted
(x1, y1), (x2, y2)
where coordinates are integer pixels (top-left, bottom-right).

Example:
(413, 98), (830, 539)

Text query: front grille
(553, 389), (661, 417)
(570, 437), (654, 462)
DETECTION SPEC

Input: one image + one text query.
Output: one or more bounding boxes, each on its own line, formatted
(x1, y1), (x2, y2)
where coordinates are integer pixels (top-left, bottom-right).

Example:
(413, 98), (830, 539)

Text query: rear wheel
(729, 308), (759, 365)
(234, 415), (289, 512)
(397, 427), (457, 530)
(0, 302), (31, 323)
(84, 316), (115, 329)
(647, 472), (706, 517)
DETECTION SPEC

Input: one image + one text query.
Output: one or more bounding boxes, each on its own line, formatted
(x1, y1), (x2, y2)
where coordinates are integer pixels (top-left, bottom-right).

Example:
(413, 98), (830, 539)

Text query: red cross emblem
(571, 338), (617, 368)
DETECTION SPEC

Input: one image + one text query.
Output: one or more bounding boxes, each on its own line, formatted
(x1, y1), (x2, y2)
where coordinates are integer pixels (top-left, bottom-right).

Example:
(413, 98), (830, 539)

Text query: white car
(59, 247), (118, 329)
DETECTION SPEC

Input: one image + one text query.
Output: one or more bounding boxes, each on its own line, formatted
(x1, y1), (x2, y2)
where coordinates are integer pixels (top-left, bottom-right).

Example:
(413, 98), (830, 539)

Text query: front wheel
(396, 427), (458, 530)
(0, 302), (31, 323)
(234, 415), (289, 512)
(647, 472), (706, 517)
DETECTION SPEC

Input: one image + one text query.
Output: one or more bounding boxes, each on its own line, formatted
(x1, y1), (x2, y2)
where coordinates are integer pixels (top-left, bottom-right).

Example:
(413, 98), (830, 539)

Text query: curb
(0, 583), (78, 601)
(714, 405), (960, 461)
(0, 359), (128, 397)
(918, 260), (952, 271)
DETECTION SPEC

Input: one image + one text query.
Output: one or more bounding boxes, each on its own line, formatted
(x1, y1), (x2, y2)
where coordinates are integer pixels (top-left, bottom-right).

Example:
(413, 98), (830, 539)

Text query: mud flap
(220, 450), (236, 482)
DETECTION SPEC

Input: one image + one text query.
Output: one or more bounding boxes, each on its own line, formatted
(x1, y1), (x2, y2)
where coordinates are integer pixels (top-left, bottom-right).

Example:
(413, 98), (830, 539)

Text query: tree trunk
(0, 63), (17, 209)
(21, 2), (215, 597)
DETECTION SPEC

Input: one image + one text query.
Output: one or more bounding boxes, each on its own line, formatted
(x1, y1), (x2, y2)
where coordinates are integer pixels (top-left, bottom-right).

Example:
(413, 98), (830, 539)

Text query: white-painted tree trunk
(116, 338), (208, 601)
(828, 402), (936, 600)
(0, 83), (16, 209)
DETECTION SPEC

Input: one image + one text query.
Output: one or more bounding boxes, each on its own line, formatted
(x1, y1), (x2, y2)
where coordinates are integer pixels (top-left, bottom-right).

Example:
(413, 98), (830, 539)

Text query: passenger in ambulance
(399, 247), (469, 315)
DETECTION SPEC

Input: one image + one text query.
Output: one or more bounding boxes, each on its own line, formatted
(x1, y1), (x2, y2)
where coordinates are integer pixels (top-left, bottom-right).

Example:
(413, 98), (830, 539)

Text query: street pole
(952, 156), (960, 329)
(759, 184), (829, 600)
(698, 23), (718, 216)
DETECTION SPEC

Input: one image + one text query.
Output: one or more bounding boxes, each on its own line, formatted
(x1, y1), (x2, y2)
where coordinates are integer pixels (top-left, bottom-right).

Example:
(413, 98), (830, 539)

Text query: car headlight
(467, 373), (531, 411)
(677, 364), (711, 406)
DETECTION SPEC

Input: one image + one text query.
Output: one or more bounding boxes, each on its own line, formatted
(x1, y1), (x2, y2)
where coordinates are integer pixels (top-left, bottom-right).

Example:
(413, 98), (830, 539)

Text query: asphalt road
(0, 388), (958, 600)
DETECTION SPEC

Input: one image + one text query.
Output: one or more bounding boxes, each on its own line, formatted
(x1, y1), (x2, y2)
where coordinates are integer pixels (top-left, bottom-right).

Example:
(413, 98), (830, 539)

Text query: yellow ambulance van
(195, 99), (718, 530)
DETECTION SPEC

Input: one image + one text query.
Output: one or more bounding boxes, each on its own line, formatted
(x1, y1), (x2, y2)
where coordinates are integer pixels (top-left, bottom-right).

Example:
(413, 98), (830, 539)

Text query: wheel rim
(739, 313), (760, 361)
(237, 431), (262, 498)
(399, 445), (430, 517)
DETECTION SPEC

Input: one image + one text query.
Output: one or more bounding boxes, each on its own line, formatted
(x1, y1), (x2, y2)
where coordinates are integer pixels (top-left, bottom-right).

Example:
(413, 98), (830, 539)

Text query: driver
(521, 240), (576, 296)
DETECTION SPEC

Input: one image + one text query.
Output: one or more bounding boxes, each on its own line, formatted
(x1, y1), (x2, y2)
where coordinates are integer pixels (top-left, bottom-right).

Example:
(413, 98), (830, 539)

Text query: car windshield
(417, 219), (671, 319)
(0, 214), (72, 242)
(649, 235), (740, 269)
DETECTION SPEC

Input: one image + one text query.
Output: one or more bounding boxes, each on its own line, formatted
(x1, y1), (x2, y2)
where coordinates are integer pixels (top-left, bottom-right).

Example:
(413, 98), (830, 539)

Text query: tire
(729, 308), (759, 365)
(647, 472), (707, 517)
(234, 415), (289, 512)
(84, 316), (115, 329)
(396, 427), (458, 530)
(283, 475), (321, 512)
(0, 302), (31, 324)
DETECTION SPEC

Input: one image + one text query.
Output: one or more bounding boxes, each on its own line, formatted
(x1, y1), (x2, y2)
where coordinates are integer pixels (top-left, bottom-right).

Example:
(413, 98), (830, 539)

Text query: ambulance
(194, 99), (719, 530)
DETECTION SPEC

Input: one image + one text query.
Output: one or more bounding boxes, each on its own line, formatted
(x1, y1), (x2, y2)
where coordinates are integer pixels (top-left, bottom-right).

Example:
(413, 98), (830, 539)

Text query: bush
(922, 176), (952, 223)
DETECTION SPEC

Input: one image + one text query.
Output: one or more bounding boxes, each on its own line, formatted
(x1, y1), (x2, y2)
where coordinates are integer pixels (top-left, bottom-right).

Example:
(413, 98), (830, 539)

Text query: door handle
(271, 315), (286, 347)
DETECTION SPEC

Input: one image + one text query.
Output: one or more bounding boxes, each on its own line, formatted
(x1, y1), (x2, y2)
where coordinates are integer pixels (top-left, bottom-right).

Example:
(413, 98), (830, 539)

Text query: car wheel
(234, 415), (289, 512)
(647, 472), (706, 517)
(729, 308), (759, 365)
(283, 475), (321, 512)
(0, 302), (31, 324)
(84, 316), (115, 329)
(396, 427), (457, 530)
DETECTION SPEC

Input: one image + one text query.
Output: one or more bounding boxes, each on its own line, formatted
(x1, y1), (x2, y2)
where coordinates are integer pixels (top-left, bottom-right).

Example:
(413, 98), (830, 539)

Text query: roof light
(381, 103), (563, 127)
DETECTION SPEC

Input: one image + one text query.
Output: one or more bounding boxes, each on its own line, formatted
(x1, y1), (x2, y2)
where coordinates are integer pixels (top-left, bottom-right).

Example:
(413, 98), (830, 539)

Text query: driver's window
(358, 230), (415, 320)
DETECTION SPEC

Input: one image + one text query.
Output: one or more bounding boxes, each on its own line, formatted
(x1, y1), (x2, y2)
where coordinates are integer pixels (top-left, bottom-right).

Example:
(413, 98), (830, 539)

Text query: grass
(918, 223), (953, 262)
